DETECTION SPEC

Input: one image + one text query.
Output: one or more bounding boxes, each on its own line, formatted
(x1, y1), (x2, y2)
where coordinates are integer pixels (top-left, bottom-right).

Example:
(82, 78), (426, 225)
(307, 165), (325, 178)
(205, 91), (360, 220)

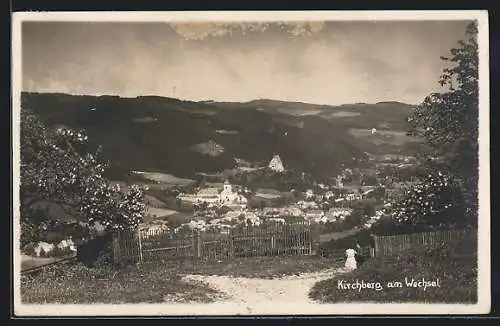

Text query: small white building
(297, 200), (318, 210)
(305, 210), (325, 221)
(178, 187), (220, 204)
(326, 207), (353, 220)
(323, 191), (335, 200)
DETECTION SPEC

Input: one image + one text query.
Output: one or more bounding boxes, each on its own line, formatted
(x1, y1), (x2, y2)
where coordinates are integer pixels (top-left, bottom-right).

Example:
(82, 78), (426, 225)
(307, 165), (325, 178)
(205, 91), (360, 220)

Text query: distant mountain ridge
(20, 92), (418, 181)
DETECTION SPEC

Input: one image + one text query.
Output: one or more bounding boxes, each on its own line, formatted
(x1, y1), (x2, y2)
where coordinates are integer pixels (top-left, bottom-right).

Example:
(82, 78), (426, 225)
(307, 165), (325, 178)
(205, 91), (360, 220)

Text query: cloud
(21, 20), (470, 105)
(170, 22), (325, 40)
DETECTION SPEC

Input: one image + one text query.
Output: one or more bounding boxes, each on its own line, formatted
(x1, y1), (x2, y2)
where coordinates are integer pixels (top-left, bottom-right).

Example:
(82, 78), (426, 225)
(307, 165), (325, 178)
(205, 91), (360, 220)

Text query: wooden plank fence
(112, 221), (319, 264)
(371, 229), (476, 258)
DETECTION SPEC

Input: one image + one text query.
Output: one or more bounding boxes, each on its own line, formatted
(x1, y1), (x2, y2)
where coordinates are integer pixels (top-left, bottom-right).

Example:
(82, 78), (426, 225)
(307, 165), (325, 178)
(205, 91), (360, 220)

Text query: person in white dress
(345, 248), (357, 271)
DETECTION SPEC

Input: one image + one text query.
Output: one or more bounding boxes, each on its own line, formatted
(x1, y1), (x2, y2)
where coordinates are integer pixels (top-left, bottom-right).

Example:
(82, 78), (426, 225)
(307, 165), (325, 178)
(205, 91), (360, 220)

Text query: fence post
(371, 234), (378, 258)
(112, 232), (121, 263)
(196, 231), (202, 259)
(192, 230), (197, 259)
(137, 228), (143, 263)
(228, 230), (234, 259)
(311, 222), (320, 255)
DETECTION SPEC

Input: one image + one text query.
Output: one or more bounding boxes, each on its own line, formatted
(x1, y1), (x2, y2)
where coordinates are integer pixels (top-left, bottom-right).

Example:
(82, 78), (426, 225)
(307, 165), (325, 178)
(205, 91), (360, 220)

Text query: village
(136, 153), (418, 237)
(24, 150), (419, 258)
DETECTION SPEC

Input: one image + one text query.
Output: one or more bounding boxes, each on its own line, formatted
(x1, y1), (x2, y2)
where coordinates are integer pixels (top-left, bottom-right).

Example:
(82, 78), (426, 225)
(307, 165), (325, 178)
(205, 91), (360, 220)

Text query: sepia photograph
(12, 11), (490, 316)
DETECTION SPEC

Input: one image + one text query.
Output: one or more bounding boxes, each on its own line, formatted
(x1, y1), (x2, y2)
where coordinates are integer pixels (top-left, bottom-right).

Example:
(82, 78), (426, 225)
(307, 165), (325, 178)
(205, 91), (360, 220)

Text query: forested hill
(21, 92), (418, 180)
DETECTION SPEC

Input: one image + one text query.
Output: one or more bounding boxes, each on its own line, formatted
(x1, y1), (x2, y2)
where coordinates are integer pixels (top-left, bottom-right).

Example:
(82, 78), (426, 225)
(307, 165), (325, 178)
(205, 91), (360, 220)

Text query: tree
(20, 109), (146, 248)
(385, 170), (467, 228)
(388, 22), (479, 228)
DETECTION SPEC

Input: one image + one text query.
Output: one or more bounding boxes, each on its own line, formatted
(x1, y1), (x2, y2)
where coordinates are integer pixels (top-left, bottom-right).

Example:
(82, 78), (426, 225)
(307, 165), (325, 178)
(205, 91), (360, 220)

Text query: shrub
(76, 233), (113, 267)
(51, 246), (74, 257)
(38, 248), (50, 258)
(165, 214), (190, 229)
(22, 243), (37, 256)
(318, 229), (374, 256)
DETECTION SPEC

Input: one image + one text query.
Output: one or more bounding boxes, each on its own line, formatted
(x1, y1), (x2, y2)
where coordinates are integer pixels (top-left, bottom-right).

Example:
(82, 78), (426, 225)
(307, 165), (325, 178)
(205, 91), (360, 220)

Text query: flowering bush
(384, 170), (467, 228)
(20, 109), (146, 246)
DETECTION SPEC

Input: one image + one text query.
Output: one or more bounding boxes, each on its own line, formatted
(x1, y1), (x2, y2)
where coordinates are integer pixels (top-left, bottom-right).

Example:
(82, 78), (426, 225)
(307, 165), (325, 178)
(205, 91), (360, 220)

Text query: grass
(145, 207), (178, 219)
(21, 260), (224, 304)
(309, 236), (477, 303)
(21, 255), (335, 303)
(174, 256), (336, 279)
(21, 255), (58, 271)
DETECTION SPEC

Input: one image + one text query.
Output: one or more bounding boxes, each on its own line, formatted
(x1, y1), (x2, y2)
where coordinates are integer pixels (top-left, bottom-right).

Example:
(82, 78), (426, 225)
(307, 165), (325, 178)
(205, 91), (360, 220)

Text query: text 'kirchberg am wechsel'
(337, 277), (441, 292)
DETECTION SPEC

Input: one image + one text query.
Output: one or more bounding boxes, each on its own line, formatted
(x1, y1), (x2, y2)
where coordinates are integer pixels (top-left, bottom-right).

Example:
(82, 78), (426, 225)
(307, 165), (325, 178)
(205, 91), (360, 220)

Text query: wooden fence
(112, 221), (319, 264)
(371, 229), (476, 258)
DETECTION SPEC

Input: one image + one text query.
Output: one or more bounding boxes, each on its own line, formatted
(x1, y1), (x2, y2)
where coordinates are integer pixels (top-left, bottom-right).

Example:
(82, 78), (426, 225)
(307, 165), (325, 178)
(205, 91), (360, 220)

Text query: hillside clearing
(145, 207), (179, 219)
(132, 171), (196, 186)
(348, 128), (422, 146)
(330, 111), (361, 118)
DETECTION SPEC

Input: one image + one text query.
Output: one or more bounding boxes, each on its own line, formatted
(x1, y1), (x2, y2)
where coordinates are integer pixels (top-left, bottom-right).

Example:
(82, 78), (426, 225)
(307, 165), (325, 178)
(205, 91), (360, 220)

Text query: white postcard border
(11, 10), (490, 316)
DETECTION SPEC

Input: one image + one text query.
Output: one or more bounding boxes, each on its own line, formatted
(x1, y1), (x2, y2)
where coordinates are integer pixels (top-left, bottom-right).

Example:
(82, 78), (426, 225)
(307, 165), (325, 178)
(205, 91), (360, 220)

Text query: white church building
(177, 180), (247, 209)
(219, 180), (248, 207)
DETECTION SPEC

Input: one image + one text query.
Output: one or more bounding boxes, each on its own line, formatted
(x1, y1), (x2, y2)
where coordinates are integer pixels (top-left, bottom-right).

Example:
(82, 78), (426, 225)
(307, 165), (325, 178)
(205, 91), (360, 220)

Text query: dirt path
(177, 267), (347, 305)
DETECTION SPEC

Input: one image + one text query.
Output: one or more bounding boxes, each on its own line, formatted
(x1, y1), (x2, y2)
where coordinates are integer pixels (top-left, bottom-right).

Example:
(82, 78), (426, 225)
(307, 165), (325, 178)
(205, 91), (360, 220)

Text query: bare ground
(171, 267), (348, 304)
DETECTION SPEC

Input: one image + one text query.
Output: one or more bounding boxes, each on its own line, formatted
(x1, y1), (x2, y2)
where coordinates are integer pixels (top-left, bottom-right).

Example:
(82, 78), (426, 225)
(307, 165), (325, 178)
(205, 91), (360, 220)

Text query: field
(255, 188), (282, 199)
(330, 111), (361, 118)
(277, 108), (323, 116)
(309, 236), (477, 303)
(21, 256), (336, 304)
(348, 128), (422, 146)
(132, 171), (196, 186)
(145, 207), (178, 219)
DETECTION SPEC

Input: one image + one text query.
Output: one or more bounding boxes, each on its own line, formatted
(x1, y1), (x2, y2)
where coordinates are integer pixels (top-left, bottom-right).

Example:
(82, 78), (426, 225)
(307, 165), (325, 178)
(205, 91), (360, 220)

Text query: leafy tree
(388, 22), (479, 228)
(385, 171), (467, 227)
(20, 109), (146, 247)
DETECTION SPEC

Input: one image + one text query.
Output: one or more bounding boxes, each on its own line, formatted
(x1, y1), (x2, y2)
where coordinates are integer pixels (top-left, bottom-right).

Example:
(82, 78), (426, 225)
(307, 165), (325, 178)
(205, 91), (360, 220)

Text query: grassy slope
(21, 93), (416, 180)
(21, 256), (335, 303)
(310, 235), (477, 303)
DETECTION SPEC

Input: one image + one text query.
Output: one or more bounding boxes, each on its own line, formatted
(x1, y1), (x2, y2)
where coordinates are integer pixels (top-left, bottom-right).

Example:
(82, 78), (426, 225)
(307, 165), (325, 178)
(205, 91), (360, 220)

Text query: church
(219, 180), (248, 207)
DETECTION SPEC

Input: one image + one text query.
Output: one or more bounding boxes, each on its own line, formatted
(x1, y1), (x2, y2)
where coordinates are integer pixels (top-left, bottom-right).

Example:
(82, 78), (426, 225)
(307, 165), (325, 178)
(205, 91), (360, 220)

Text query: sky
(21, 20), (472, 105)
